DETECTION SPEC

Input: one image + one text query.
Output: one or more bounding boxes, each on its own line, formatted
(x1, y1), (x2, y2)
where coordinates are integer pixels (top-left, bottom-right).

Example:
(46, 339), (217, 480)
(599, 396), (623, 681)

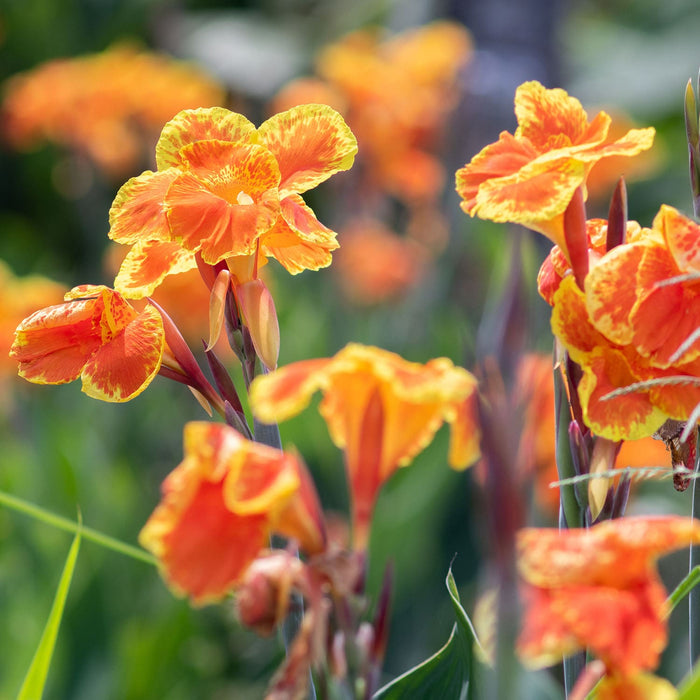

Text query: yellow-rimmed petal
(656, 203), (700, 273)
(113, 240), (198, 300)
(108, 169), (178, 244)
(260, 194), (339, 274)
(256, 104), (358, 196)
(514, 81), (595, 148)
(155, 107), (257, 170)
(80, 303), (164, 401)
(11, 297), (103, 384)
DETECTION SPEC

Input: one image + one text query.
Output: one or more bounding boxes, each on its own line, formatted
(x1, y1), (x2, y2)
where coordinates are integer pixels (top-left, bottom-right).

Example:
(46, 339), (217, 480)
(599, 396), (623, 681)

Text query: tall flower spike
(249, 343), (481, 550)
(140, 422), (326, 605)
(10, 285), (165, 402)
(455, 81), (655, 261)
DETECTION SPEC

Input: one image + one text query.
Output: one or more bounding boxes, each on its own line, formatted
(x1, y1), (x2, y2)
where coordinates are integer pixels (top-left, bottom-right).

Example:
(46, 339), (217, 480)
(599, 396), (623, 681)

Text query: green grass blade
(17, 529), (82, 700)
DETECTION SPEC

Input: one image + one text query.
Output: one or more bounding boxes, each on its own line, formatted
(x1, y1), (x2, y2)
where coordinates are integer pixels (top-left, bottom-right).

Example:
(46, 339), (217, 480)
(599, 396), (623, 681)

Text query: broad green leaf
(17, 529), (82, 700)
(372, 568), (484, 700)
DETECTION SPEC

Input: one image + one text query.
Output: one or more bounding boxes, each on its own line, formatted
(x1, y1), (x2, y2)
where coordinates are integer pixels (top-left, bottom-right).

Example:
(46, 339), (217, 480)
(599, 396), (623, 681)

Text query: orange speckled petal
(80, 303), (164, 401)
(471, 155), (586, 245)
(256, 104), (358, 196)
(585, 242), (646, 346)
(631, 244), (700, 366)
(456, 131), (539, 214)
(11, 297), (103, 384)
(656, 203), (700, 273)
(249, 358), (334, 424)
(260, 194), (339, 273)
(578, 347), (666, 441)
(108, 169), (178, 244)
(518, 516), (700, 588)
(448, 390), (481, 470)
(514, 81), (594, 148)
(113, 240), (198, 299)
(155, 107), (256, 170)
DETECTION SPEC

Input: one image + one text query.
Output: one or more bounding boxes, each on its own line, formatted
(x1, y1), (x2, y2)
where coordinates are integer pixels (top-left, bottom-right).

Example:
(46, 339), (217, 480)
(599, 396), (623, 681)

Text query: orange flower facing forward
(249, 343), (480, 550)
(455, 81), (655, 254)
(10, 285), (165, 402)
(517, 516), (700, 676)
(139, 422), (326, 605)
(108, 104), (358, 299)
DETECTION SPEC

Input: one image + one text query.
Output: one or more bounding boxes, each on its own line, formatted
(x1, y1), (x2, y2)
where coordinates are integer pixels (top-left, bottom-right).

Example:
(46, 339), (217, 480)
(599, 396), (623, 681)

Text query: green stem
(0, 489), (156, 566)
(668, 565), (700, 612)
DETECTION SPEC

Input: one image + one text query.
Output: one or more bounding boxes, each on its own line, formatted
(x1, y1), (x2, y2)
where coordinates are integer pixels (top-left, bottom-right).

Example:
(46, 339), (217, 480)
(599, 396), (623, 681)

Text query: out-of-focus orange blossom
(1, 43), (225, 177)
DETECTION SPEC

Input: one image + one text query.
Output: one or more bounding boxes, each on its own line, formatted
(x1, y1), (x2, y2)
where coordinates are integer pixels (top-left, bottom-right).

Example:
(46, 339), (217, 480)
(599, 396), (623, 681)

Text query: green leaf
(373, 568), (484, 700)
(17, 528), (82, 700)
(678, 658), (700, 699)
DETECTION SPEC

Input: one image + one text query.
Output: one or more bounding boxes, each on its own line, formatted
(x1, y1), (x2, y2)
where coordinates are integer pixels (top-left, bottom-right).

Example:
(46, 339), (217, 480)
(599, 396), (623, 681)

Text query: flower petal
(80, 302), (164, 401)
(113, 240), (198, 299)
(108, 169), (178, 244)
(657, 203), (700, 273)
(155, 107), (256, 170)
(256, 104), (358, 196)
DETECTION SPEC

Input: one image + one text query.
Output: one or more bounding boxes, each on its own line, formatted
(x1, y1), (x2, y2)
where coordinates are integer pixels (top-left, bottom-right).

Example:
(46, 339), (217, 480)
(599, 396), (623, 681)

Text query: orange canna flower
(249, 343), (480, 550)
(517, 516), (700, 676)
(333, 218), (428, 305)
(108, 104), (357, 298)
(2, 43), (224, 177)
(139, 421), (326, 605)
(455, 81), (655, 255)
(516, 352), (672, 514)
(592, 672), (678, 700)
(586, 205), (700, 368)
(0, 260), (67, 379)
(10, 284), (165, 402)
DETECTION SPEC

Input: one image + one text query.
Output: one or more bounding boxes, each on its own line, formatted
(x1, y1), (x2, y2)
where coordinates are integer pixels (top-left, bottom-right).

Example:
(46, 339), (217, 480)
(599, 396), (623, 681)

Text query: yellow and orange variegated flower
(108, 104), (357, 299)
(10, 284), (165, 402)
(455, 81), (655, 253)
(249, 343), (480, 549)
(2, 43), (224, 177)
(139, 421), (326, 605)
(517, 516), (700, 677)
(586, 205), (700, 368)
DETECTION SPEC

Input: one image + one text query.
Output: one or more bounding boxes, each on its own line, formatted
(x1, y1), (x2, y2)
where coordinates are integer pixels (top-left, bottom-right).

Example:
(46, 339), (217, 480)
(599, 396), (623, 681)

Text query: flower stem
(0, 489), (156, 566)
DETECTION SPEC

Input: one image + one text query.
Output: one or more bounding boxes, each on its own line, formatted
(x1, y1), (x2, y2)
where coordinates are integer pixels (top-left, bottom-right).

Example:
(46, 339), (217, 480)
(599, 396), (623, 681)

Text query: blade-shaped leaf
(18, 529), (82, 699)
(373, 568), (483, 700)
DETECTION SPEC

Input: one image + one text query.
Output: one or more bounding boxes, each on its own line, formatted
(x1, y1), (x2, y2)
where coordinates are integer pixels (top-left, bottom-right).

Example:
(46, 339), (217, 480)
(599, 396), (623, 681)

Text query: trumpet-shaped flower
(10, 285), (165, 402)
(455, 81), (655, 255)
(139, 422), (326, 605)
(517, 516), (700, 676)
(249, 343), (480, 549)
(108, 104), (357, 298)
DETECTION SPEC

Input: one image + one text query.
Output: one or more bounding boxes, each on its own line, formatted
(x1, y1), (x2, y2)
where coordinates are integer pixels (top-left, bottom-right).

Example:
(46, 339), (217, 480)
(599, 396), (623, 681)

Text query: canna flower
(586, 205), (700, 368)
(10, 285), (165, 402)
(333, 218), (427, 305)
(0, 260), (66, 380)
(249, 343), (480, 550)
(517, 516), (700, 677)
(108, 103), (357, 298)
(455, 81), (655, 256)
(2, 43), (224, 177)
(139, 421), (326, 605)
